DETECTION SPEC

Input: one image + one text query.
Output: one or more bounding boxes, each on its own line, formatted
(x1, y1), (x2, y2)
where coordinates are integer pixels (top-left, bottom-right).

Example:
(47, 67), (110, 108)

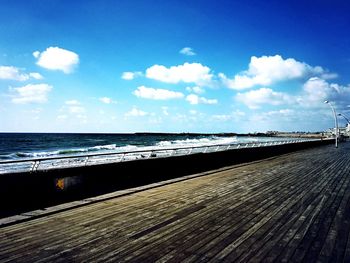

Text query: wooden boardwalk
(1, 142), (350, 262)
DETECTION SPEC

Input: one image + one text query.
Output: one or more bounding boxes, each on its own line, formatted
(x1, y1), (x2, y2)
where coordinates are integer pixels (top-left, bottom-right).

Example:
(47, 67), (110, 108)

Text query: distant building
(346, 124), (350, 137)
(266, 131), (278, 135)
(328, 124), (350, 138)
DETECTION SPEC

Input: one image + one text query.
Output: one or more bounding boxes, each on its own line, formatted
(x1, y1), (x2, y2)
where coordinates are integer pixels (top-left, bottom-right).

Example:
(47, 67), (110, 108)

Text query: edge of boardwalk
(0, 139), (333, 223)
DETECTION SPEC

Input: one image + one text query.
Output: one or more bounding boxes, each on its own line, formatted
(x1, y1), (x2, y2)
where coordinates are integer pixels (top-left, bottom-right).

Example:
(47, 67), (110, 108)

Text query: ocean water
(0, 133), (294, 161)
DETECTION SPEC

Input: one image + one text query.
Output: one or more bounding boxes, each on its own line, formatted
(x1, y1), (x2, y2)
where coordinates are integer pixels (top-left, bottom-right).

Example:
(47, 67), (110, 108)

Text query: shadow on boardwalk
(0, 142), (350, 262)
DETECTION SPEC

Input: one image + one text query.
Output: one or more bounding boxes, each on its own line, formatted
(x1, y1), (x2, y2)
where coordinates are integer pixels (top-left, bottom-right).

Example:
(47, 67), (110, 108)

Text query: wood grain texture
(1, 143), (350, 263)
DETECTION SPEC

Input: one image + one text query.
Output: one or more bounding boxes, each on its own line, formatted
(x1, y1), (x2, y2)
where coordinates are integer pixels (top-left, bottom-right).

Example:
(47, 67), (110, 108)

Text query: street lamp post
(324, 100), (338, 148)
(338, 113), (350, 138)
(338, 113), (350, 124)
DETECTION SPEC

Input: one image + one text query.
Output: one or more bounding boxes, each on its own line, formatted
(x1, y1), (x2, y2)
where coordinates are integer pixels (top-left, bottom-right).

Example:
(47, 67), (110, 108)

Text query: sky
(0, 0), (350, 133)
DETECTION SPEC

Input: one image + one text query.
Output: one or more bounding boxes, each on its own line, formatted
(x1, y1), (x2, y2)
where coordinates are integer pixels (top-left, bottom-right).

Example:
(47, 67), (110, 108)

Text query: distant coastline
(0, 131), (326, 138)
(135, 131), (326, 139)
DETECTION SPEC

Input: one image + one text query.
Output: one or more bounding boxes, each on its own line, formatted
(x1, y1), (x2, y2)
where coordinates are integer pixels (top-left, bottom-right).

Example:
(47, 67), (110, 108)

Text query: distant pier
(1, 142), (350, 262)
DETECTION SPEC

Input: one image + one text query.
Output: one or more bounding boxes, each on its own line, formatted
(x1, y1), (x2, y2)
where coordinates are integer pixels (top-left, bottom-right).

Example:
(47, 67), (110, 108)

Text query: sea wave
(0, 136), (240, 160)
(156, 136), (237, 148)
(0, 144), (147, 160)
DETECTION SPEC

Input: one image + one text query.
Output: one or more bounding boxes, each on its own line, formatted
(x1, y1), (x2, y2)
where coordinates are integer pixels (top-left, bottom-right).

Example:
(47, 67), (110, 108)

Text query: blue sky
(1, 0), (350, 133)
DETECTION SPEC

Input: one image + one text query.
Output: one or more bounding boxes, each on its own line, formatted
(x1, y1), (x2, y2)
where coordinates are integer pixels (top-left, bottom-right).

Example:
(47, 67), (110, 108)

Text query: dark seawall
(0, 139), (333, 217)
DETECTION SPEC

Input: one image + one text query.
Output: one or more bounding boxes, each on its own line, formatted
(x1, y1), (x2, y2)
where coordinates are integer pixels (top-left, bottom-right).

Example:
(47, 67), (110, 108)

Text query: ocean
(0, 133), (295, 161)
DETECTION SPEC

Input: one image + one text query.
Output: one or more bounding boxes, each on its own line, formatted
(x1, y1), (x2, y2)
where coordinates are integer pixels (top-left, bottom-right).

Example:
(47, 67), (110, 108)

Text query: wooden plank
(121, 150), (336, 262)
(0, 143), (349, 263)
(254, 156), (349, 262)
(76, 163), (296, 261)
(152, 161), (328, 263)
(286, 154), (350, 262)
(317, 157), (350, 261)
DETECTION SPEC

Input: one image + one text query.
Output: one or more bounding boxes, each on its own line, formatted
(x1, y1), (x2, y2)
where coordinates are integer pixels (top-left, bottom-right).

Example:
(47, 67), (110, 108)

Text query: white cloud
(133, 86), (184, 100)
(121, 71), (143, 80)
(211, 110), (246, 122)
(179, 47), (196, 56)
(266, 109), (295, 117)
(321, 73), (338, 80)
(11, 83), (52, 104)
(249, 109), (296, 123)
(220, 55), (326, 90)
(34, 46), (79, 74)
(146, 62), (213, 86)
(99, 97), (113, 104)
(32, 51), (40, 58)
(64, 100), (85, 113)
(212, 114), (232, 122)
(302, 77), (330, 105)
(0, 66), (43, 81)
(30, 108), (42, 114)
(125, 107), (148, 117)
(236, 87), (292, 109)
(234, 77), (350, 111)
(29, 72), (43, 80)
(186, 94), (199, 105)
(300, 77), (350, 107)
(68, 106), (85, 114)
(162, 106), (169, 116)
(186, 94), (218, 105)
(0, 66), (28, 81)
(186, 86), (205, 94)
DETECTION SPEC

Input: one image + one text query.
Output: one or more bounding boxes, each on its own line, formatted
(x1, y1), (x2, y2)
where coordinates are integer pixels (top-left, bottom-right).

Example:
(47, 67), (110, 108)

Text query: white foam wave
(156, 136), (237, 148)
(89, 144), (117, 151)
(7, 137), (240, 160)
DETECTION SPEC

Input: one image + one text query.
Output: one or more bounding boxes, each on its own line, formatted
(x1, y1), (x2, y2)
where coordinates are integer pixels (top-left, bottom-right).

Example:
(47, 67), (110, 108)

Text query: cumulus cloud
(212, 114), (232, 122)
(212, 110), (246, 122)
(125, 107), (148, 117)
(33, 51), (40, 58)
(121, 71), (143, 80)
(179, 47), (196, 56)
(321, 73), (338, 80)
(186, 86), (205, 94)
(99, 97), (113, 104)
(133, 86), (184, 100)
(220, 55), (326, 90)
(11, 83), (52, 104)
(34, 47), (79, 74)
(186, 94), (218, 105)
(236, 87), (292, 109)
(301, 77), (350, 108)
(265, 109), (295, 117)
(29, 72), (43, 80)
(69, 106), (85, 114)
(146, 62), (213, 86)
(235, 77), (350, 110)
(249, 109), (297, 123)
(0, 66), (43, 81)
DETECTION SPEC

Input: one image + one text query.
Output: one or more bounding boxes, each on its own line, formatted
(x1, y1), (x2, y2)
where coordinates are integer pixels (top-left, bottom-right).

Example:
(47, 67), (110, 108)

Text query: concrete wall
(0, 139), (333, 217)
